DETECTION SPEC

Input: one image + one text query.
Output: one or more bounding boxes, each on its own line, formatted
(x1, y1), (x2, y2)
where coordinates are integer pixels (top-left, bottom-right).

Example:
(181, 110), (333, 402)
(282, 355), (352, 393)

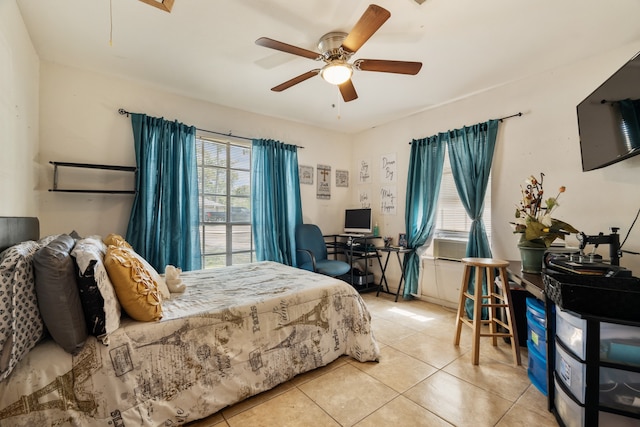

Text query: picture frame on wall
(336, 170), (349, 187)
(316, 164), (331, 200)
(398, 233), (407, 248)
(299, 165), (313, 185)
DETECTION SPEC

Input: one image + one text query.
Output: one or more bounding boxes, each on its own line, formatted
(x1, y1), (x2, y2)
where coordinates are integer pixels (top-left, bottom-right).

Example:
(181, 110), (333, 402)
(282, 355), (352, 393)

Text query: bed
(0, 217), (380, 426)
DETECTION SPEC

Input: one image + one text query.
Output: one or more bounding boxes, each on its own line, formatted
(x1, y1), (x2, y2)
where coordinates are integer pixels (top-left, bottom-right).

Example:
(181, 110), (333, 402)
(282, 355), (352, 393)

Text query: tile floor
(187, 292), (559, 427)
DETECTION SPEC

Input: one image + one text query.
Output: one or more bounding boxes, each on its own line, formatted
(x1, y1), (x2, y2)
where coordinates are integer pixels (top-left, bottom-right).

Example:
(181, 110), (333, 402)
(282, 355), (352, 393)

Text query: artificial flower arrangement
(513, 173), (579, 248)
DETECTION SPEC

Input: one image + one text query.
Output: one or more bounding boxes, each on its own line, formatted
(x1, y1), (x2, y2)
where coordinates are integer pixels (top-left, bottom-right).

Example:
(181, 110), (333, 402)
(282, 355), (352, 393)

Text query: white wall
(352, 40), (640, 287)
(7, 1), (640, 283)
(0, 0), (39, 216)
(37, 62), (352, 238)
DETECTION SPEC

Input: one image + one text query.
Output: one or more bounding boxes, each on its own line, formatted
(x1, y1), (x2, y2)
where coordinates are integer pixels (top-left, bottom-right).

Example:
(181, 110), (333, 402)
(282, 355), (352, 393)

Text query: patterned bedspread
(0, 261), (380, 426)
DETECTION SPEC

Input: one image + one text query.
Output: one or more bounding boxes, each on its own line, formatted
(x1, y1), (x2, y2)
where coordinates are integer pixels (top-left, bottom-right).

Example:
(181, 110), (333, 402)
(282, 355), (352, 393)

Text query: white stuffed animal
(164, 265), (186, 293)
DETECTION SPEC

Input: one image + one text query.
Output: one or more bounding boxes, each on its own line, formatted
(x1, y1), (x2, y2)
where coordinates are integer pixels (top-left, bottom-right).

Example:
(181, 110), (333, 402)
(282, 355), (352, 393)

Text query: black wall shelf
(49, 161), (137, 194)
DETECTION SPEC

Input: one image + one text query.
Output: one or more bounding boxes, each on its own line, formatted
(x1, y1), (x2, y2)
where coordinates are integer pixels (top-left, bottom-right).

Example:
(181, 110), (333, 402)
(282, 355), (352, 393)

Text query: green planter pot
(518, 244), (547, 274)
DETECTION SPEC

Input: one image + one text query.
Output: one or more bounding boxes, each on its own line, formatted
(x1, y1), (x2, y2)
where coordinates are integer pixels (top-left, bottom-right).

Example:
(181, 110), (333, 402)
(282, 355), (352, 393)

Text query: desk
(377, 246), (413, 302)
(506, 260), (545, 300)
(505, 261), (546, 348)
(324, 234), (382, 292)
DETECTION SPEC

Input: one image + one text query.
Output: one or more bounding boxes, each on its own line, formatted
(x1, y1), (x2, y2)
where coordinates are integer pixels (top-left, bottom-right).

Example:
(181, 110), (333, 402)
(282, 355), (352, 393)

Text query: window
(196, 135), (254, 268)
(433, 149), (492, 241)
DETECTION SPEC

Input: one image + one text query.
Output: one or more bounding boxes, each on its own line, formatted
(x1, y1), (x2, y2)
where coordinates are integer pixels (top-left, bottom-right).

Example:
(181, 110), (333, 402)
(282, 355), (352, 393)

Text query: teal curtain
(404, 135), (446, 299)
(251, 139), (302, 266)
(126, 113), (202, 272)
(445, 119), (499, 318)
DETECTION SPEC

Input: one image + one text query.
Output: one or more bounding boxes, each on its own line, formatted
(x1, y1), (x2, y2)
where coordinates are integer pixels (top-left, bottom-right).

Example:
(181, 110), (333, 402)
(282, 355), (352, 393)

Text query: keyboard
(339, 233), (365, 238)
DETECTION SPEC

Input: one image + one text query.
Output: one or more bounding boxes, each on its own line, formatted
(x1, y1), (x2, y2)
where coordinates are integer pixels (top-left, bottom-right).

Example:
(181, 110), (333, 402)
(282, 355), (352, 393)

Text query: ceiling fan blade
(271, 70), (320, 92)
(355, 59), (422, 75)
(341, 5), (391, 54)
(255, 37), (321, 60)
(339, 79), (358, 102)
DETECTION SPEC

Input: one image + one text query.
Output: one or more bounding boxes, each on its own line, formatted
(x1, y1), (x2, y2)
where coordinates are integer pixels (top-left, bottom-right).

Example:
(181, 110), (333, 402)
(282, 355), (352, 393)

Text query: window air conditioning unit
(433, 238), (467, 261)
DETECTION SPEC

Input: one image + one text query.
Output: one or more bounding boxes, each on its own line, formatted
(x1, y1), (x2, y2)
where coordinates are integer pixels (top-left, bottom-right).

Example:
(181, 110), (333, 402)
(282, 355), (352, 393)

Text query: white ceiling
(15, 0), (640, 134)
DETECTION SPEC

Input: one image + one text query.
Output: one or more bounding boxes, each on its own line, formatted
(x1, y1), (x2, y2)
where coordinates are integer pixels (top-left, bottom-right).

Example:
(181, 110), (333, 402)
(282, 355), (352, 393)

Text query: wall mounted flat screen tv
(577, 51), (640, 171)
(344, 208), (372, 234)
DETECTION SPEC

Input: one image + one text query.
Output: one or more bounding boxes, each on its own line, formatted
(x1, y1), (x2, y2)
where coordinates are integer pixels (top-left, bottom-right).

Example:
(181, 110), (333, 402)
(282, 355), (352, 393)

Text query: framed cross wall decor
(316, 164), (331, 199)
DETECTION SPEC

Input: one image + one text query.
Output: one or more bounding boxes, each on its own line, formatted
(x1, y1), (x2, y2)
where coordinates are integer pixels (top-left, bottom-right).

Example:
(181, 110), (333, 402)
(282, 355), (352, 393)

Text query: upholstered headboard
(0, 217), (39, 252)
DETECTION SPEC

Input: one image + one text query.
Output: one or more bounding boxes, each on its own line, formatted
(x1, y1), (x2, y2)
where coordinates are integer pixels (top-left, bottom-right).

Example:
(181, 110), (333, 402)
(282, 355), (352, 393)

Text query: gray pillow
(33, 234), (87, 354)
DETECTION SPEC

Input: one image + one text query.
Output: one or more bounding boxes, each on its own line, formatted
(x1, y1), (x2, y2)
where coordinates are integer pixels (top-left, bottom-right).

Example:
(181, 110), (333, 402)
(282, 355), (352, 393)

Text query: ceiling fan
(255, 4), (422, 102)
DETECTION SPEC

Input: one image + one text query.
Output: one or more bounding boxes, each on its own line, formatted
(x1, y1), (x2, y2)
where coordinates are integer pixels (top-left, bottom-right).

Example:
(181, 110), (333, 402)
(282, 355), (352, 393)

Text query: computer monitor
(344, 208), (372, 234)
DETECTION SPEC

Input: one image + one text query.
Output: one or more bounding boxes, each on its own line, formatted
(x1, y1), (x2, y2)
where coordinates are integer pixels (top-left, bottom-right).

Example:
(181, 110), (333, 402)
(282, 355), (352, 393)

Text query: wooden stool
(453, 257), (521, 366)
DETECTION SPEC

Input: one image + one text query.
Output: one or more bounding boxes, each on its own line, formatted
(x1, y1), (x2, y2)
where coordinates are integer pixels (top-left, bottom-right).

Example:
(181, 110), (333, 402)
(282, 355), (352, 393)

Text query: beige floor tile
(390, 330), (468, 369)
(351, 346), (438, 393)
(401, 299), (457, 318)
(370, 316), (420, 345)
(420, 314), (469, 343)
(221, 380), (296, 419)
(298, 363), (398, 426)
(353, 395), (454, 427)
(358, 292), (392, 308)
(289, 355), (350, 387)
(496, 402), (559, 427)
(186, 412), (225, 426)
(443, 352), (530, 402)
(225, 388), (340, 427)
(404, 371), (513, 427)
(515, 385), (556, 422)
(363, 292), (452, 313)
(467, 334), (524, 366)
(372, 307), (440, 332)
(364, 297), (454, 329)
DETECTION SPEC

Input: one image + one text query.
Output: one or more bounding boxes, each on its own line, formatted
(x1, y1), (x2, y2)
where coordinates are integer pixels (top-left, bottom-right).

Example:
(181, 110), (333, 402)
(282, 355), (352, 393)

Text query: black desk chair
(295, 224), (350, 277)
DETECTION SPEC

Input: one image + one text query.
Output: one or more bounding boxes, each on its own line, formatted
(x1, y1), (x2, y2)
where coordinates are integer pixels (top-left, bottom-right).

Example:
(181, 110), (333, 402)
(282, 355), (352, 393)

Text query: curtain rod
(118, 108), (253, 141)
(497, 112), (523, 121)
(408, 112), (523, 144)
(118, 108), (305, 148)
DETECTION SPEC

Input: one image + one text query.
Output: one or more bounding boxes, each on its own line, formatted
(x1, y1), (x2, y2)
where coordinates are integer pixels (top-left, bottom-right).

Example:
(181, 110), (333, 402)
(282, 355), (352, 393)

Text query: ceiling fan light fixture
(321, 62), (353, 85)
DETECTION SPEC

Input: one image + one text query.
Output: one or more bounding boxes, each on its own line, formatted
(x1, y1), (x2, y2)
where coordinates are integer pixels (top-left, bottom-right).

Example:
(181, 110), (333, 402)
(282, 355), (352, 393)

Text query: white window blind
(434, 150), (492, 240)
(196, 135), (254, 268)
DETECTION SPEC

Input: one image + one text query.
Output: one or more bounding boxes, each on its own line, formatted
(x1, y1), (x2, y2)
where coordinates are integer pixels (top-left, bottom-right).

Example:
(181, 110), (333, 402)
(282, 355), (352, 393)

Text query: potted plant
(512, 173), (579, 273)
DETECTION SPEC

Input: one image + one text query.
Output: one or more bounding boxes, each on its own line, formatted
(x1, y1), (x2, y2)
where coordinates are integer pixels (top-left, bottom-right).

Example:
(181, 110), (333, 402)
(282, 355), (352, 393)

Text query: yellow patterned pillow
(103, 233), (133, 249)
(104, 246), (162, 322)
(102, 234), (170, 300)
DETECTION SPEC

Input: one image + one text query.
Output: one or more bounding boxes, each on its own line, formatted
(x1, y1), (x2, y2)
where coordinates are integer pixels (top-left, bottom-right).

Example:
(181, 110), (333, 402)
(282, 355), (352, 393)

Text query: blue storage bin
(526, 310), (547, 355)
(526, 297), (547, 356)
(526, 297), (545, 326)
(528, 341), (548, 395)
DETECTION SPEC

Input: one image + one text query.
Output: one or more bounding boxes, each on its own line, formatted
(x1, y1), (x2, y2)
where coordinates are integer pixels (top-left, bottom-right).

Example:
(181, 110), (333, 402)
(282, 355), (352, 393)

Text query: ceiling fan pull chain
(109, 0), (113, 46)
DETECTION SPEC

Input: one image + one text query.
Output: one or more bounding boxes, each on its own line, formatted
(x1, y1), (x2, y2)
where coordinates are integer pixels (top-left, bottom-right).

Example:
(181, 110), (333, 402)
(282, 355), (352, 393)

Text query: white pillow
(71, 237), (121, 345)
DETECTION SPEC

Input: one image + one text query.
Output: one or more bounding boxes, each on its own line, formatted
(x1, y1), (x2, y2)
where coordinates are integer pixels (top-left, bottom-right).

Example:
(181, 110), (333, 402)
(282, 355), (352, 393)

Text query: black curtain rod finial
(118, 108), (130, 117)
